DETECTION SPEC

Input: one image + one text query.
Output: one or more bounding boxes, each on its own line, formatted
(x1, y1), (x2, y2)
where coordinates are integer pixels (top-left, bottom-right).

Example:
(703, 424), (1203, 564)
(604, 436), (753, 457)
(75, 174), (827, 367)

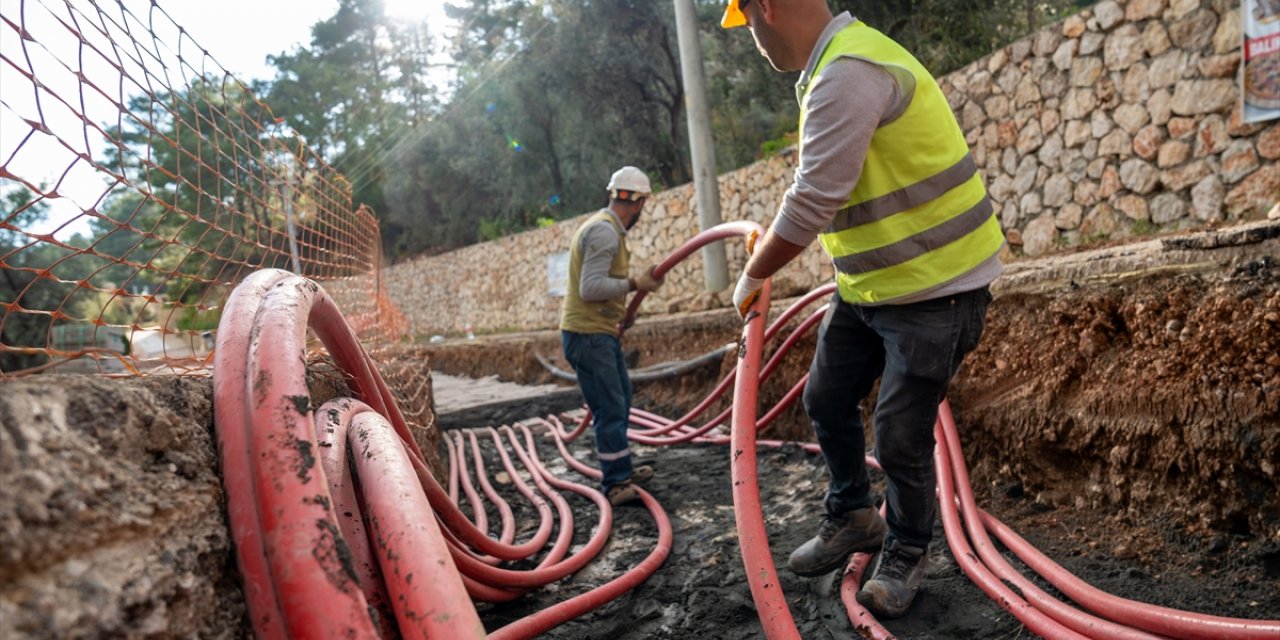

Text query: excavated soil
(1, 223), (1278, 638)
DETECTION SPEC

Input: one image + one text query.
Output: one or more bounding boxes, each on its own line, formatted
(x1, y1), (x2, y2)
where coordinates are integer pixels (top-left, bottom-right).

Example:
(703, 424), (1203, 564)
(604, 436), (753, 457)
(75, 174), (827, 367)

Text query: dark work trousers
(802, 286), (992, 550)
(562, 330), (635, 493)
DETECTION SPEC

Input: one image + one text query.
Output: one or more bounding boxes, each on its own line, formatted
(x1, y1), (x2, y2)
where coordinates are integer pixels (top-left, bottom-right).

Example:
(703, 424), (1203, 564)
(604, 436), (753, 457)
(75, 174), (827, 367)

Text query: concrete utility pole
(673, 0), (729, 292)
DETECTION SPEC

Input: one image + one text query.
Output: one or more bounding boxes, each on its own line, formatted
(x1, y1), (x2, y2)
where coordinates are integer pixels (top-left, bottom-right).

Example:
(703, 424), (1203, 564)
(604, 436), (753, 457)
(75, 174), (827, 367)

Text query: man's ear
(756, 0), (775, 24)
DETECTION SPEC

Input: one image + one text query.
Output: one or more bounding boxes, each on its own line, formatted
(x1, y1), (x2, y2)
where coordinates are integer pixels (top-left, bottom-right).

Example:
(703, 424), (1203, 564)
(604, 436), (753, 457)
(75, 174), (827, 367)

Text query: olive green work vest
(803, 20), (1005, 305)
(559, 210), (629, 336)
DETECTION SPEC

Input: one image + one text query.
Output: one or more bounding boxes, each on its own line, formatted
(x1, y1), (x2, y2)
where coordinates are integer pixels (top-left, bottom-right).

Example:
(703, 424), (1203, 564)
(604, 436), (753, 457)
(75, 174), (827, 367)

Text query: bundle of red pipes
(213, 223), (1279, 639)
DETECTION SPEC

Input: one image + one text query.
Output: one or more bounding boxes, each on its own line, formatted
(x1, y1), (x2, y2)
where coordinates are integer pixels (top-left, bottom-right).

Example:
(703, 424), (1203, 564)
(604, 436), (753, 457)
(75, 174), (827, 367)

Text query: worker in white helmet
(559, 166), (663, 506)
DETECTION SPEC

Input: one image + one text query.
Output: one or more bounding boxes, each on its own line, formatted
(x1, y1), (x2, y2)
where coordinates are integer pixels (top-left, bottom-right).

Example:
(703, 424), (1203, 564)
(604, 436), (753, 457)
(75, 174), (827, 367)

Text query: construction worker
(722, 0), (1004, 618)
(560, 166), (663, 507)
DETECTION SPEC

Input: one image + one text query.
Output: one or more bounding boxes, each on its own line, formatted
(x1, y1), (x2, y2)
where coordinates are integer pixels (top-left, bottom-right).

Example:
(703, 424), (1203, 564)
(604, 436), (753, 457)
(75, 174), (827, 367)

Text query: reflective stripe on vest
(559, 210), (629, 336)
(803, 21), (1004, 305)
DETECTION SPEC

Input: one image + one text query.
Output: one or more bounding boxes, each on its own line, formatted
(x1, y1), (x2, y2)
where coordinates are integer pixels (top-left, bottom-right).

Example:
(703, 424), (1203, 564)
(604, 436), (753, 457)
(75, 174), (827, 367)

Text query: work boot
(856, 539), (929, 618)
(787, 507), (887, 576)
(630, 464), (654, 485)
(606, 481), (641, 506)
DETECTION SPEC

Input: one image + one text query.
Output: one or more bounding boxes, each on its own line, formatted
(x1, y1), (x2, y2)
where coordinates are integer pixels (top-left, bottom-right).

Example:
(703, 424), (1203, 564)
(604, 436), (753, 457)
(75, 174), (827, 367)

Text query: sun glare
(381, 0), (445, 23)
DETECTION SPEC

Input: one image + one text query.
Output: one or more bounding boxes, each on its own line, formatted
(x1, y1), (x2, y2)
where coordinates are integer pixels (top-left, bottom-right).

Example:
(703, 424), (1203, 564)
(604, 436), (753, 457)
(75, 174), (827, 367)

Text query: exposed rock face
(0, 377), (250, 639)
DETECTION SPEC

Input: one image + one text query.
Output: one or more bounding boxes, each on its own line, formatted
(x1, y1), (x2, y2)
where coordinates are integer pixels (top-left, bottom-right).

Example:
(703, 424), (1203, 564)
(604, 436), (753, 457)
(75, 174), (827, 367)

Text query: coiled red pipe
(936, 402), (1280, 640)
(215, 268), (677, 638)
(214, 271), (484, 638)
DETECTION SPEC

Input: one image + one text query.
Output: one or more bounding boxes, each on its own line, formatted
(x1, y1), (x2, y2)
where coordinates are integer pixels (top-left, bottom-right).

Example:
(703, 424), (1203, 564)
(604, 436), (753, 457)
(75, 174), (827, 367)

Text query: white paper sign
(546, 251), (570, 297)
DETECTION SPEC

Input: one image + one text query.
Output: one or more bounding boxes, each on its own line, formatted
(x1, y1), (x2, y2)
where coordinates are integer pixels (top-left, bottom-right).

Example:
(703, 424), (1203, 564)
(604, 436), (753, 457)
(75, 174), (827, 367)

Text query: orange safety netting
(0, 0), (406, 377)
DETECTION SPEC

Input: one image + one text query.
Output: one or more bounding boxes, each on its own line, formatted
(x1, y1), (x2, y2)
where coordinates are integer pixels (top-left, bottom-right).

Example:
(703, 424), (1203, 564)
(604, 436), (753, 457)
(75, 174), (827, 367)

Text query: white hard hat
(606, 166), (651, 201)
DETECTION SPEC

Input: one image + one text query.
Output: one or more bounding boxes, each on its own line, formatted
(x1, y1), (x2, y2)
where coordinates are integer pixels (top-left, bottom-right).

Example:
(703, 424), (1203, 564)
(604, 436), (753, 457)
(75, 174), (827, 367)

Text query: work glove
(732, 271), (764, 319)
(633, 266), (663, 293)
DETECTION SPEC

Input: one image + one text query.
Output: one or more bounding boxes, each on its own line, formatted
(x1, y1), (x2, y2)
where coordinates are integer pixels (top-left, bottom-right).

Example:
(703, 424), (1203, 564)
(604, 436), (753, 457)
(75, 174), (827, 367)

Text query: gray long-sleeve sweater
(576, 208), (632, 302)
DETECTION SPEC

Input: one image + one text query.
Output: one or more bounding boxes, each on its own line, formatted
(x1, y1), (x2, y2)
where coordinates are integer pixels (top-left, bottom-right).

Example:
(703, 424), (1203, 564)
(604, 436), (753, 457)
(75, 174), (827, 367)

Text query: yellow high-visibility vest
(803, 20), (1004, 304)
(560, 210), (629, 336)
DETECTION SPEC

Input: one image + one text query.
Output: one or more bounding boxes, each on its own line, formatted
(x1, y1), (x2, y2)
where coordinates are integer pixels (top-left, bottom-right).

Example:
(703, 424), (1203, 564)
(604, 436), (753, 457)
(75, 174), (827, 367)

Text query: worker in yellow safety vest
(560, 166), (664, 507)
(722, 0), (1005, 618)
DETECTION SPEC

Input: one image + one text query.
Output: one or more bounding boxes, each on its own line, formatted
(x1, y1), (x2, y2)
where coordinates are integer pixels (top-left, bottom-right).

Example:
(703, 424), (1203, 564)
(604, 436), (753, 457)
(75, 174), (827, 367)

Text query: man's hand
(633, 266), (663, 292)
(732, 271), (764, 318)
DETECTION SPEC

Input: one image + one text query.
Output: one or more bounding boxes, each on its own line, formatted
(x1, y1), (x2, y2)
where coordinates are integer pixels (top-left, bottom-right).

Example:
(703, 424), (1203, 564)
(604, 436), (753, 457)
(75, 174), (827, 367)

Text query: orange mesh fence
(1, 0), (407, 376)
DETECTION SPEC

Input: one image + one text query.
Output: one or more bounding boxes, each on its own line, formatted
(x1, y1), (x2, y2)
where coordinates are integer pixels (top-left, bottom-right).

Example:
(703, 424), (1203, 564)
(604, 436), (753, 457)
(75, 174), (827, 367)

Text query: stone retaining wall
(386, 0), (1277, 337)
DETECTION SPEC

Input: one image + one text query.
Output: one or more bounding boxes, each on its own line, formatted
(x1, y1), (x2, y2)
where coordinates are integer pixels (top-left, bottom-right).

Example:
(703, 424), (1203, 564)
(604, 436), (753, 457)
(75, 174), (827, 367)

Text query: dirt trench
(421, 222), (1280, 637)
(427, 225), (1280, 545)
(1, 222), (1277, 638)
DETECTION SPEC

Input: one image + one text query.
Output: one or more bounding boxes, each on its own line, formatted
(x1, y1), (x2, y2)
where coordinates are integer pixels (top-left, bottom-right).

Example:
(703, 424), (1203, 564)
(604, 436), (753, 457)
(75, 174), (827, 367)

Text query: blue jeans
(803, 286), (991, 550)
(562, 331), (635, 492)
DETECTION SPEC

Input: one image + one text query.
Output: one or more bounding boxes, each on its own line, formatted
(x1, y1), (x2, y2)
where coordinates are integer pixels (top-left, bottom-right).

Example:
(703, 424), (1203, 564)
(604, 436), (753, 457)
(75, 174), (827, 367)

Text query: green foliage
(175, 305), (221, 332)
(1130, 219), (1159, 236)
(477, 218), (512, 243)
(2, 185), (48, 246)
(759, 132), (799, 158)
(1, 186), (53, 371)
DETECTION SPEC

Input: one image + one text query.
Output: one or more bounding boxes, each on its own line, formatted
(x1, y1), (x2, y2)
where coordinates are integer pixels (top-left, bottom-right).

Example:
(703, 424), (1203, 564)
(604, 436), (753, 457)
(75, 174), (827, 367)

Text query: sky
(0, 0), (453, 238)
(161, 0), (454, 83)
(160, 0), (342, 83)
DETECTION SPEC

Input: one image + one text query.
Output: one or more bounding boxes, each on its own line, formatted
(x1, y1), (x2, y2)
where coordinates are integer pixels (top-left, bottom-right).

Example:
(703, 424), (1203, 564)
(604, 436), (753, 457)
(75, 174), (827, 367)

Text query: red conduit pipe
(452, 431), (489, 533)
(936, 404), (1280, 640)
(493, 424), (591, 563)
(841, 550), (891, 639)
(731, 277), (803, 639)
(314, 399), (396, 638)
(569, 280), (834, 449)
(932, 419), (1091, 639)
(417, 428), (559, 561)
(486, 426), (674, 640)
(446, 428), (532, 604)
(624, 291), (833, 442)
(274, 278), (486, 638)
(446, 432), (603, 589)
(212, 269), (292, 640)
(624, 307), (826, 446)
(622, 219), (1280, 639)
(465, 430), (516, 549)
(488, 487), (673, 640)
(242, 277), (383, 638)
(620, 221), (767, 334)
(935, 402), (1165, 640)
(475, 425), (559, 552)
(348, 408), (487, 639)
(306, 305), (556, 565)
(435, 424), (559, 596)
(977, 509), (1280, 640)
